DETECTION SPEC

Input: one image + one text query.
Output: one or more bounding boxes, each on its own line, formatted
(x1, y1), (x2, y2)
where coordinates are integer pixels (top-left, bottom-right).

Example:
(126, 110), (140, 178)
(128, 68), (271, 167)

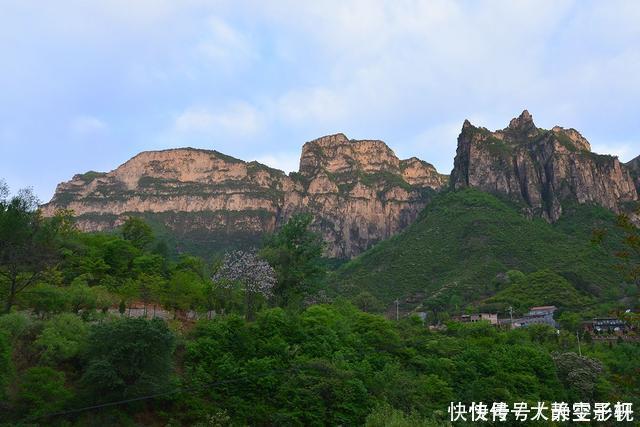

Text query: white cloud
(69, 116), (107, 135)
(195, 16), (257, 68)
(403, 121), (464, 174)
(254, 152), (300, 173)
(276, 87), (348, 124)
(3, 0), (640, 202)
(591, 142), (637, 162)
(174, 102), (262, 137)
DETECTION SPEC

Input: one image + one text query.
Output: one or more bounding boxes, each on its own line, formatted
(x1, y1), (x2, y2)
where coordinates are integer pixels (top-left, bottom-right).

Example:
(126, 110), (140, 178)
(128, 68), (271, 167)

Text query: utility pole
(395, 299), (399, 321)
(576, 331), (582, 357)
(509, 306), (513, 330)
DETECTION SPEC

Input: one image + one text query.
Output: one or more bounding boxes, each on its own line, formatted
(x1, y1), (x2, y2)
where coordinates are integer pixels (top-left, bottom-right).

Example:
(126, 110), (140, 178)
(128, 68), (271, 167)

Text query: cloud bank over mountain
(1, 0), (639, 199)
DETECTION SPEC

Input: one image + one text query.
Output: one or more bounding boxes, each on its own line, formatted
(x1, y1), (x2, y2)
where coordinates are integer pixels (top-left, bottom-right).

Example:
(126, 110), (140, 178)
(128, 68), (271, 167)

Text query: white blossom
(214, 250), (276, 298)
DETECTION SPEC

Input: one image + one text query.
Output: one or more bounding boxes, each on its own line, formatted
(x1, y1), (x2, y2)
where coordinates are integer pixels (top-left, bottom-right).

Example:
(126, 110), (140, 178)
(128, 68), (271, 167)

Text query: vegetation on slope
(481, 270), (593, 314)
(331, 189), (633, 314)
(2, 302), (639, 425)
(1, 179), (639, 425)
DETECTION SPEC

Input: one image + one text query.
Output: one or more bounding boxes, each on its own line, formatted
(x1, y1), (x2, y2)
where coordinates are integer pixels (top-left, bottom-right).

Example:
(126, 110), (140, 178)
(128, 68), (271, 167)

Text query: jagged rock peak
(551, 126), (591, 152)
(505, 109), (538, 137)
(451, 111), (638, 222)
(298, 133), (448, 189)
(299, 133), (401, 176)
(508, 109), (533, 128)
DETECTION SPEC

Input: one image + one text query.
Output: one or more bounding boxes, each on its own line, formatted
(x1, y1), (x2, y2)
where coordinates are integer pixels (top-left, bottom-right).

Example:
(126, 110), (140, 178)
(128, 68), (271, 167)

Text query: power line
(22, 366), (296, 423)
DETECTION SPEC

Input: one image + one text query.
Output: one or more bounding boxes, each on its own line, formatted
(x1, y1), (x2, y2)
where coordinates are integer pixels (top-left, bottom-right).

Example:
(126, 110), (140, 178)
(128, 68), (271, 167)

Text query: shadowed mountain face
(42, 134), (447, 258)
(450, 110), (638, 221)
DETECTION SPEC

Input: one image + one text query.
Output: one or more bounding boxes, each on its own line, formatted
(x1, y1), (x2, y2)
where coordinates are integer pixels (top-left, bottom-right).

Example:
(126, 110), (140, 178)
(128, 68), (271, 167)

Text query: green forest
(0, 182), (639, 426)
(332, 189), (638, 315)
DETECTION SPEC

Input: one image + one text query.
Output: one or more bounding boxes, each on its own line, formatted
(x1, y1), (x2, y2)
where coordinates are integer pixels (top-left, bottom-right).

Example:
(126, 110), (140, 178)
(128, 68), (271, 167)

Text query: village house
(453, 313), (498, 325)
(499, 306), (558, 329)
(518, 306), (558, 328)
(583, 317), (628, 335)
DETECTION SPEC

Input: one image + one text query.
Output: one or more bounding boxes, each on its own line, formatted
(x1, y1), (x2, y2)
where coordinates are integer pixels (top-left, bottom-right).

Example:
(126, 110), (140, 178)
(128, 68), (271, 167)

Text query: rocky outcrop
(283, 134), (447, 257)
(625, 155), (640, 193)
(450, 110), (638, 221)
(42, 135), (447, 258)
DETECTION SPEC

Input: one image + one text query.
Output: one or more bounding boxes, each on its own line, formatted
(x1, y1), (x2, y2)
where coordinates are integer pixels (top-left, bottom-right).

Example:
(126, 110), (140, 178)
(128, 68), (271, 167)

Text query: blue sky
(1, 0), (639, 201)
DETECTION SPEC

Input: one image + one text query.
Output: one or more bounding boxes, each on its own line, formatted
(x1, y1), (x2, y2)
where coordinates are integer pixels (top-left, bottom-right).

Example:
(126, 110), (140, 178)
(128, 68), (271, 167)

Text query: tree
(214, 250), (276, 321)
(35, 313), (89, 364)
(159, 270), (199, 318)
(558, 312), (582, 333)
(16, 366), (71, 419)
(599, 211), (640, 292)
(0, 186), (62, 313)
(102, 238), (140, 281)
(353, 291), (383, 313)
(121, 216), (154, 250)
(365, 403), (440, 427)
(552, 352), (603, 400)
(22, 283), (68, 319)
(91, 285), (118, 314)
(67, 276), (98, 314)
(80, 318), (175, 402)
(260, 213), (325, 307)
(0, 332), (11, 401)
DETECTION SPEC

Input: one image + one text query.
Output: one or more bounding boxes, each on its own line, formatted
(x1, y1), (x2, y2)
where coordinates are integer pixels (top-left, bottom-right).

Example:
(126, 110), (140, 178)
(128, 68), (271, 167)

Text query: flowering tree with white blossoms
(213, 250), (276, 320)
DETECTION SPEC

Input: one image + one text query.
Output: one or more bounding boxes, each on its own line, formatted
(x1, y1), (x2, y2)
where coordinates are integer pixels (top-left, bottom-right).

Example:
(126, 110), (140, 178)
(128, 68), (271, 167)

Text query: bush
(35, 313), (88, 364)
(16, 366), (71, 419)
(80, 318), (175, 402)
(0, 312), (32, 341)
(0, 332), (11, 400)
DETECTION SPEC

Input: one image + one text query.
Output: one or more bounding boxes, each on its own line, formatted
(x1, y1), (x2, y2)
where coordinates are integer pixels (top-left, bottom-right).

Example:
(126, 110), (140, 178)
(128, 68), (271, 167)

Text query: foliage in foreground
(0, 304), (638, 425)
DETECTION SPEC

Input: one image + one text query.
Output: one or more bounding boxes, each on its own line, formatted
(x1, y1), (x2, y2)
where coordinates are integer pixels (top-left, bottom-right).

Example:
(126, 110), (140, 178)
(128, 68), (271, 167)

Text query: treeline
(0, 180), (639, 425)
(1, 303), (638, 425)
(0, 181), (326, 321)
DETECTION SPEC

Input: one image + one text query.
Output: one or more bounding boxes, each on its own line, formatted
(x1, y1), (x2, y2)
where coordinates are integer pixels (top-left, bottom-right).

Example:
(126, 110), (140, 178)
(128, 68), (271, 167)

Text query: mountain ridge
(450, 110), (638, 221)
(42, 135), (446, 258)
(42, 111), (640, 258)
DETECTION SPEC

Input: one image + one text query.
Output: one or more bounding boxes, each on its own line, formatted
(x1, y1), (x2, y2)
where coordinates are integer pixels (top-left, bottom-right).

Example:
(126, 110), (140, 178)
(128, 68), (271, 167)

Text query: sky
(1, 0), (639, 201)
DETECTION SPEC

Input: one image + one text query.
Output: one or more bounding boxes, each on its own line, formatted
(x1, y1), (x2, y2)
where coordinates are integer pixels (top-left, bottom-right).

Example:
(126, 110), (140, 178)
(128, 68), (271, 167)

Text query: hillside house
(454, 313), (498, 325)
(584, 317), (628, 335)
(518, 306), (558, 328)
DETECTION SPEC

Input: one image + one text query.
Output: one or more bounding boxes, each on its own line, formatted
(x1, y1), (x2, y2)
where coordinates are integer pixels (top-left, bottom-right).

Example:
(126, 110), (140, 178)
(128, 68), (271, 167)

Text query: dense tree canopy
(0, 180), (637, 425)
(0, 187), (64, 313)
(80, 318), (175, 402)
(260, 213), (325, 308)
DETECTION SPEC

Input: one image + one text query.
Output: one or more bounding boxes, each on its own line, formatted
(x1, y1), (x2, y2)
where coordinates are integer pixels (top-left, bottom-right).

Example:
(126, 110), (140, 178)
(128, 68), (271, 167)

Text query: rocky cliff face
(625, 155), (640, 193)
(283, 133), (447, 257)
(450, 110), (638, 221)
(42, 135), (447, 258)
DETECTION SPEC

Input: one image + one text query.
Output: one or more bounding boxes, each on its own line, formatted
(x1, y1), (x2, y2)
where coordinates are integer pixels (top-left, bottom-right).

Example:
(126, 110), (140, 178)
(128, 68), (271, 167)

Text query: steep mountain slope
(283, 134), (447, 257)
(625, 154), (640, 193)
(450, 110), (637, 221)
(330, 189), (627, 309)
(42, 134), (447, 258)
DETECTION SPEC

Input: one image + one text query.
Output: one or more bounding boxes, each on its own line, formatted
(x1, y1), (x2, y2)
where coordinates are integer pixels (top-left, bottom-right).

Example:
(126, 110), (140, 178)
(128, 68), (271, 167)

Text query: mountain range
(42, 133), (446, 258)
(42, 110), (640, 261)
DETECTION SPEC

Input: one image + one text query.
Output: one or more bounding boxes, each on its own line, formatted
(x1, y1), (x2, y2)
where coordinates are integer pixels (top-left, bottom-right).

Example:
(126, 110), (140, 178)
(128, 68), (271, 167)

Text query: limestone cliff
(450, 110), (637, 221)
(283, 133), (447, 257)
(42, 135), (447, 258)
(625, 155), (640, 193)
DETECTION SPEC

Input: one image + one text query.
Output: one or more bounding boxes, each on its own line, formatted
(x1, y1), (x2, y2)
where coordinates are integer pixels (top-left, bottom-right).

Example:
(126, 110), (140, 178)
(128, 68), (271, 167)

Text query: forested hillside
(1, 181), (639, 425)
(332, 189), (637, 316)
